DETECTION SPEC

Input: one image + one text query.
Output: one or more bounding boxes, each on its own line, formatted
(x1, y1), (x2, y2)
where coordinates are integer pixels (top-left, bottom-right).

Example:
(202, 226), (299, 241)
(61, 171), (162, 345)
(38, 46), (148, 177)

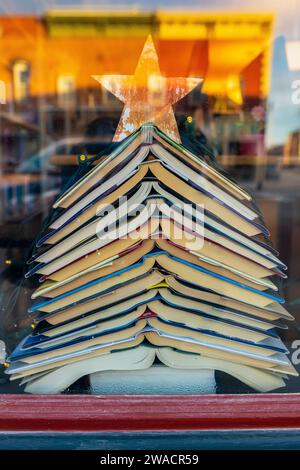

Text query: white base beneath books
(89, 365), (216, 394)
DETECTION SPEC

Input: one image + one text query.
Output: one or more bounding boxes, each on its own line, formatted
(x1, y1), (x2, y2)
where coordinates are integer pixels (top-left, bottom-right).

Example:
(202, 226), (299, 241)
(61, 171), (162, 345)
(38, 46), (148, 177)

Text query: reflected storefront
(0, 3), (300, 397)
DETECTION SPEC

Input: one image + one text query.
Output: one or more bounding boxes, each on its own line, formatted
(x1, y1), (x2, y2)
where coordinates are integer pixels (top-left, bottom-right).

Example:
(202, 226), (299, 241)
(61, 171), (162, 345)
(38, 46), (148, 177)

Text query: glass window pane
(0, 1), (300, 397)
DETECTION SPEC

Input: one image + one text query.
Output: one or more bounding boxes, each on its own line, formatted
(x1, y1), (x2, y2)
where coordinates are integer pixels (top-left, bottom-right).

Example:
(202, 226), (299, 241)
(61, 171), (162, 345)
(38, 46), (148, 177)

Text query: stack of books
(5, 124), (297, 393)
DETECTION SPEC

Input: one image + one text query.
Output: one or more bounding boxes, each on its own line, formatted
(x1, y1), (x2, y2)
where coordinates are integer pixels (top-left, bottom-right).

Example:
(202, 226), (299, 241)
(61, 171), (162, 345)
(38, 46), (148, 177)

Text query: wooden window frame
(1, 393), (300, 433)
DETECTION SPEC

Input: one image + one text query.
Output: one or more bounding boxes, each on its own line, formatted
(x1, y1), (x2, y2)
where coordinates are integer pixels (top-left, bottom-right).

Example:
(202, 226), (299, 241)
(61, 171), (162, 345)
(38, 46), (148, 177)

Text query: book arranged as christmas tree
(4, 36), (298, 393)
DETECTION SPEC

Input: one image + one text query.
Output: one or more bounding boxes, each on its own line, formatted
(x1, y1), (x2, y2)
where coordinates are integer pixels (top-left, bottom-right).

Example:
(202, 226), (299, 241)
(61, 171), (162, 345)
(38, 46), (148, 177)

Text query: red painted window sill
(1, 394), (300, 432)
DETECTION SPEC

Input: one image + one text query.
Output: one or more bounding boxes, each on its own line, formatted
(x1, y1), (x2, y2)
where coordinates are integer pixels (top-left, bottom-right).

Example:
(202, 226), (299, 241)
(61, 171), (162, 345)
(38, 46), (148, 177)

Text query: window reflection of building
(12, 60), (30, 104)
(101, 87), (120, 108)
(57, 75), (76, 108)
(284, 130), (300, 165)
(0, 81), (6, 105)
(0, 12), (274, 156)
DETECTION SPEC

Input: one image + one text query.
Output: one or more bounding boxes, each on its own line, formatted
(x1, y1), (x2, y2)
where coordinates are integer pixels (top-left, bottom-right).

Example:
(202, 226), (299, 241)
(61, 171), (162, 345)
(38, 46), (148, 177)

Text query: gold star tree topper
(92, 35), (202, 143)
